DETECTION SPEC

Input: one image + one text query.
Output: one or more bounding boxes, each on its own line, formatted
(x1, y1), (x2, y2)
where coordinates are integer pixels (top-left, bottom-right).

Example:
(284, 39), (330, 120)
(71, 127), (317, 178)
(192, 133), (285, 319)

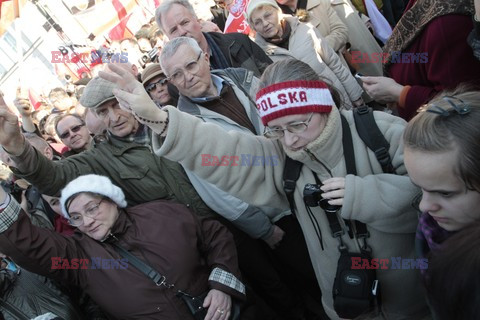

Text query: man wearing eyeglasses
(54, 114), (93, 157)
(0, 78), (213, 217)
(156, 0), (272, 77)
(141, 63), (174, 107)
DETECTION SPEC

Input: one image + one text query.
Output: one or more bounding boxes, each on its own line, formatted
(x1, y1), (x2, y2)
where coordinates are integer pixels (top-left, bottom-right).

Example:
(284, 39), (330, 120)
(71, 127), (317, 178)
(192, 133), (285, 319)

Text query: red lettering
(267, 97), (278, 108)
(379, 258), (389, 269)
(363, 53), (371, 63)
(258, 100), (268, 111)
(371, 52), (380, 63)
(278, 93), (287, 104)
(361, 259), (371, 269)
(299, 91), (307, 102)
(61, 259), (71, 269)
(381, 53), (389, 64)
(211, 156), (220, 166)
(370, 258), (379, 269)
(62, 54), (71, 63)
(51, 51), (62, 63)
(351, 257), (361, 269)
(351, 51), (361, 63)
(288, 92), (298, 103)
(79, 259), (89, 269)
(220, 156), (229, 166)
(201, 154), (212, 166)
(70, 258), (79, 269)
(51, 257), (62, 269)
(230, 156), (239, 166)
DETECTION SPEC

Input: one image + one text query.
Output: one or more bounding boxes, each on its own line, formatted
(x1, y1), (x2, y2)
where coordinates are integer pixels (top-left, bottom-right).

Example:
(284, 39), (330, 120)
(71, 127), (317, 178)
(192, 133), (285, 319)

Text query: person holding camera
(99, 58), (430, 319)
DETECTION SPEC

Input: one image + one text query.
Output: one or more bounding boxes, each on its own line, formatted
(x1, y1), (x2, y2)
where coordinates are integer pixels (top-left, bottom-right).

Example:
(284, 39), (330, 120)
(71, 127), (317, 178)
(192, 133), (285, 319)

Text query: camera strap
(340, 114), (371, 253)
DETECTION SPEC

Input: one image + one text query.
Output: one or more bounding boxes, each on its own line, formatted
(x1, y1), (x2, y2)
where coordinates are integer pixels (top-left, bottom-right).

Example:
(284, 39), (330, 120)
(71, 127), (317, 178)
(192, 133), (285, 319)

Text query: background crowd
(0, 0), (479, 319)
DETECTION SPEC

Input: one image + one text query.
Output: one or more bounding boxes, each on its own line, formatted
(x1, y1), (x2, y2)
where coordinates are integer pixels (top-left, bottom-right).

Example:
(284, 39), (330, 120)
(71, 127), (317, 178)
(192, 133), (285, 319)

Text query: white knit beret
(245, 0), (280, 23)
(60, 174), (127, 219)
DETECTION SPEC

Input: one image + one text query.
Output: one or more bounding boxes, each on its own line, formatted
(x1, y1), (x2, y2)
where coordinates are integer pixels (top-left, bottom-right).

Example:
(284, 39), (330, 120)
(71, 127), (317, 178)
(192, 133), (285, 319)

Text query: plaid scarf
(108, 124), (151, 146)
(383, 0), (473, 72)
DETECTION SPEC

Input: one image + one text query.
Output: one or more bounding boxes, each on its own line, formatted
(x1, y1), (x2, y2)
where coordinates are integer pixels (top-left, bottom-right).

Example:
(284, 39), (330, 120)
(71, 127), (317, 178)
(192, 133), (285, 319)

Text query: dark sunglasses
(146, 78), (168, 92)
(59, 124), (84, 140)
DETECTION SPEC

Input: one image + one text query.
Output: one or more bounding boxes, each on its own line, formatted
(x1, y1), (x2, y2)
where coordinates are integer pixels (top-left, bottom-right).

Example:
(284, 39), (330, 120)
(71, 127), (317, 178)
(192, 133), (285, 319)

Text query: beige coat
(305, 0), (349, 53)
(254, 16), (363, 107)
(151, 106), (431, 319)
(330, 0), (384, 76)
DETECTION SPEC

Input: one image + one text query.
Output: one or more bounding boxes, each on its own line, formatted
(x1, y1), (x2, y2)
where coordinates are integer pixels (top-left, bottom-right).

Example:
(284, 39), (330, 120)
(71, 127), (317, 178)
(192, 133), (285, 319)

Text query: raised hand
(0, 94), (25, 155)
(98, 64), (162, 122)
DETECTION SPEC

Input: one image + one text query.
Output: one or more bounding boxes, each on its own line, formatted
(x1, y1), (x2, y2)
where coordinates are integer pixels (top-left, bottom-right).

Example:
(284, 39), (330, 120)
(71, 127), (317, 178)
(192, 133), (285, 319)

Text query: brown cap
(141, 63), (166, 85)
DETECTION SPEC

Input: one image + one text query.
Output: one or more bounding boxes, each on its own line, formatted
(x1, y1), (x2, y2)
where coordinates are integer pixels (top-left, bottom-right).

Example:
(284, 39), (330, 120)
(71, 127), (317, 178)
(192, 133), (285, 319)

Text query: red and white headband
(255, 80), (335, 125)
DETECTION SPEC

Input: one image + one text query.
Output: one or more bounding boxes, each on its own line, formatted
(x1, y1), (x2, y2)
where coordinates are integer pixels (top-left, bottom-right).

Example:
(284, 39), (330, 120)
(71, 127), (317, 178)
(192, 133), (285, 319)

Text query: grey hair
(155, 0), (197, 33)
(160, 37), (203, 75)
(259, 58), (343, 108)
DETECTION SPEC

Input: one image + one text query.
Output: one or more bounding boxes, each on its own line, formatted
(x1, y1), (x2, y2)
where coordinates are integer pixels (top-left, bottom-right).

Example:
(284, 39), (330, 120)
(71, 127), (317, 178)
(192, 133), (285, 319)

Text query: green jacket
(12, 133), (212, 216)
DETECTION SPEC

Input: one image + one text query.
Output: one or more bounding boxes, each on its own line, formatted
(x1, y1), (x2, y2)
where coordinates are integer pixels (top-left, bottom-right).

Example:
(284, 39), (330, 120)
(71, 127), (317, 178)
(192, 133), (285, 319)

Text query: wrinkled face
(250, 5), (282, 39)
(68, 193), (119, 241)
(404, 147), (480, 231)
(94, 99), (139, 137)
(42, 194), (62, 216)
(160, 3), (204, 44)
(267, 113), (327, 152)
(56, 115), (92, 151)
(145, 75), (171, 105)
(163, 44), (214, 98)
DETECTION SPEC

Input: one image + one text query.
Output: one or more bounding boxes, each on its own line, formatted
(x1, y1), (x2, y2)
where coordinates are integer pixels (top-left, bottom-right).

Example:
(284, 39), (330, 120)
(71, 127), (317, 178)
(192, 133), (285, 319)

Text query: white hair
(160, 37), (203, 75)
(155, 0), (197, 33)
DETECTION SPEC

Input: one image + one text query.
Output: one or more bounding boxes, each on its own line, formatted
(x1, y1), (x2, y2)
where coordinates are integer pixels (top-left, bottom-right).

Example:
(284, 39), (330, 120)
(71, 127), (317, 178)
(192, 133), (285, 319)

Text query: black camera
(303, 183), (340, 213)
(1, 180), (24, 203)
(139, 47), (159, 68)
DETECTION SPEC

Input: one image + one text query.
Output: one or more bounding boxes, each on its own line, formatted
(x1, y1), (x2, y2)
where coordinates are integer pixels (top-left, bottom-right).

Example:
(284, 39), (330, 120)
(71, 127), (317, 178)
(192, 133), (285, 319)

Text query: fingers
(98, 69), (124, 84)
(203, 290), (231, 320)
(321, 177), (345, 191)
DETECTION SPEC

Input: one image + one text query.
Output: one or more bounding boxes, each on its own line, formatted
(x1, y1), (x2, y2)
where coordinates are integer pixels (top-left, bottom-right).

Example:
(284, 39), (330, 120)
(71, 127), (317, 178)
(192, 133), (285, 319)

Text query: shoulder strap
(353, 106), (396, 174)
(112, 243), (172, 288)
(341, 115), (370, 249)
(283, 156), (304, 214)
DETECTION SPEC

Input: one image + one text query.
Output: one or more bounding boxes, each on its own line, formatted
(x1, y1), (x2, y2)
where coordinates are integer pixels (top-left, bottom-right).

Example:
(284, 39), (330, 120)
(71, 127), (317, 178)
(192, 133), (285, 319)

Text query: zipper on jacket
(304, 149), (332, 177)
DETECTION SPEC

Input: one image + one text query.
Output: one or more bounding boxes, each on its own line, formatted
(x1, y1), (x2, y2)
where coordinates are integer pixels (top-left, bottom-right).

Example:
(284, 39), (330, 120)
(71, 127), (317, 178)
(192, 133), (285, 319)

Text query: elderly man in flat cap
(0, 77), (212, 216)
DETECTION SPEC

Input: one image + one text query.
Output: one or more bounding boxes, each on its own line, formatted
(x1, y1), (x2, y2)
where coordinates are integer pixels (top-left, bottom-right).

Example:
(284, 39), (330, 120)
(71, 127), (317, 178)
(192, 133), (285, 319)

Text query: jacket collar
(306, 0), (321, 11)
(103, 209), (131, 243)
(284, 108), (343, 175)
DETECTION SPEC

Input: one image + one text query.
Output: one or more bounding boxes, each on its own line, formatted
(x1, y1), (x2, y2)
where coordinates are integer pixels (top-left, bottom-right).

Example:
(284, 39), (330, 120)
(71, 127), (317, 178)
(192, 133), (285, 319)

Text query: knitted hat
(79, 76), (117, 109)
(141, 63), (166, 85)
(255, 80), (335, 125)
(60, 174), (127, 219)
(245, 0), (280, 23)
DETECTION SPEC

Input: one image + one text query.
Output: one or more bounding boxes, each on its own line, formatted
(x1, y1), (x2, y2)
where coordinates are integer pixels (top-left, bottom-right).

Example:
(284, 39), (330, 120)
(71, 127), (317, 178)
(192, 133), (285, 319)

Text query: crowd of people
(0, 0), (479, 319)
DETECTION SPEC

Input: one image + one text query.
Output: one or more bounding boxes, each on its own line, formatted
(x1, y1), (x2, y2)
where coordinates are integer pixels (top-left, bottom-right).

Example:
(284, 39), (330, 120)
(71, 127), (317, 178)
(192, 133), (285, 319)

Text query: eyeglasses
(263, 113), (314, 139)
(145, 78), (168, 92)
(68, 199), (104, 227)
(167, 51), (203, 84)
(59, 124), (85, 140)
